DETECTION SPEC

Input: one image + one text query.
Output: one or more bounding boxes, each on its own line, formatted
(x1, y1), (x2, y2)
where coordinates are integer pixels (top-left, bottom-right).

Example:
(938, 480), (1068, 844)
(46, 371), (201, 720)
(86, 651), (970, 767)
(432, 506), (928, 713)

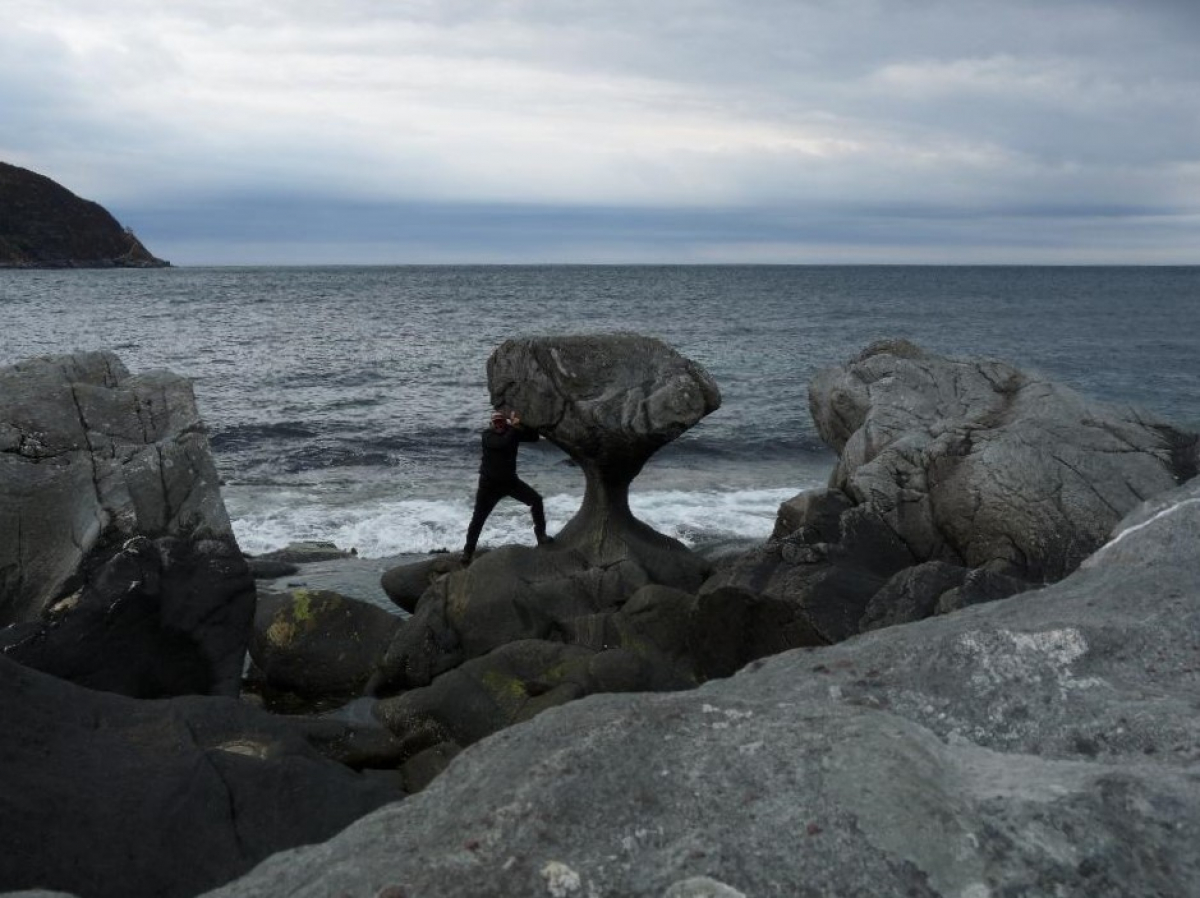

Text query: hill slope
(0, 162), (168, 268)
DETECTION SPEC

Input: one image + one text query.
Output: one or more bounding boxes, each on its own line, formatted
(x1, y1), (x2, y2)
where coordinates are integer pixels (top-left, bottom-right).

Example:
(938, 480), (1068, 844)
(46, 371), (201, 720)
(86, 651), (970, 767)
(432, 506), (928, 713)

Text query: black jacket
(478, 424), (538, 481)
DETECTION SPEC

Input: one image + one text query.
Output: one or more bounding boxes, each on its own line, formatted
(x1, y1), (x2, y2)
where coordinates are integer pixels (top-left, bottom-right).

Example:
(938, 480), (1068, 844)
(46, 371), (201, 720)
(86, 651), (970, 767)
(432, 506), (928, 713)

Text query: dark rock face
(381, 552), (467, 613)
(1, 534), (254, 697)
(248, 588), (402, 709)
(0, 352), (255, 697)
(708, 341), (1196, 637)
(0, 655), (398, 898)
(487, 334), (720, 577)
(195, 477), (1200, 898)
(373, 546), (645, 693)
(366, 552), (827, 778)
(364, 336), (736, 764)
(0, 161), (168, 268)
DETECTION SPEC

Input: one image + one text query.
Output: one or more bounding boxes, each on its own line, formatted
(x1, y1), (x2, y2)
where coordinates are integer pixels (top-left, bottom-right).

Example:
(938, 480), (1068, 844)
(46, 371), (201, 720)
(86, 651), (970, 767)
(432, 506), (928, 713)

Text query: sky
(2, 0), (1198, 264)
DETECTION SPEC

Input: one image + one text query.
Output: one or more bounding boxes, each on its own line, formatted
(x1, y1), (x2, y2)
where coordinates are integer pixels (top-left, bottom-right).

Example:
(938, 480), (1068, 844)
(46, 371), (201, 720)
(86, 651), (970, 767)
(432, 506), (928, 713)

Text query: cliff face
(0, 162), (168, 268)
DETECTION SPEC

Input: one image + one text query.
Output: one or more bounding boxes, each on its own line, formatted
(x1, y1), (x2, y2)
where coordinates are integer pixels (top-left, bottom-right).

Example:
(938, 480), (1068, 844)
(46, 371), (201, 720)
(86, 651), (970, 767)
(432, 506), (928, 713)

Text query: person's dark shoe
(461, 549), (474, 566)
(535, 533), (555, 547)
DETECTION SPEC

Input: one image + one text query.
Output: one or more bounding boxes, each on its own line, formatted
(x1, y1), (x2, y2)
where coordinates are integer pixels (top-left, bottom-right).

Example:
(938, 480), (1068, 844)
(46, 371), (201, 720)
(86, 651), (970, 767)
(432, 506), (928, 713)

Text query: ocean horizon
(4, 263), (1198, 560)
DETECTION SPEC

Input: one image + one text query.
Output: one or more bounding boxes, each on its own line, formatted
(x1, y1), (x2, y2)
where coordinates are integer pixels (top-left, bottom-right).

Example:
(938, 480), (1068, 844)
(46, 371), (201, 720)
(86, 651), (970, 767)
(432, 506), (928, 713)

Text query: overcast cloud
(2, 0), (1197, 263)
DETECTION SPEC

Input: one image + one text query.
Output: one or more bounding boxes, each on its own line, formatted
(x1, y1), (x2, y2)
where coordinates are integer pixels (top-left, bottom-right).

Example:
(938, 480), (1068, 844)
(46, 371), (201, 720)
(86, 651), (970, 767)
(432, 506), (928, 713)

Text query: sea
(3, 266), (1199, 562)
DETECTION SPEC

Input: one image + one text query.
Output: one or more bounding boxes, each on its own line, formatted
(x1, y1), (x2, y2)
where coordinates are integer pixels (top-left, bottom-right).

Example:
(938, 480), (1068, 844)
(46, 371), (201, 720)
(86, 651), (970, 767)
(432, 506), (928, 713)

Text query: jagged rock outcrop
(189, 476), (1200, 898)
(706, 340), (1196, 638)
(810, 339), (1194, 579)
(1, 534), (254, 697)
(0, 655), (398, 898)
(0, 351), (254, 696)
(0, 162), (168, 268)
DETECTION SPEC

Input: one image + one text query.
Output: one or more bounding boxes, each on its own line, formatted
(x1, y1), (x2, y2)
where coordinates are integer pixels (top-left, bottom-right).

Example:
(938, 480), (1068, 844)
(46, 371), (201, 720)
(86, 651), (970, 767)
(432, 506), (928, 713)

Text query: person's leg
(508, 478), (550, 544)
(464, 479), (504, 560)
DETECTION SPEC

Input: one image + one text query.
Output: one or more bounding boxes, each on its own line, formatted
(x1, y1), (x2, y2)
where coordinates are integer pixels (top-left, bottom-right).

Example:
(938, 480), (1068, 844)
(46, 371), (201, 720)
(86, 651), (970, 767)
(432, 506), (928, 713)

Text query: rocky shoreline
(2, 336), (1198, 897)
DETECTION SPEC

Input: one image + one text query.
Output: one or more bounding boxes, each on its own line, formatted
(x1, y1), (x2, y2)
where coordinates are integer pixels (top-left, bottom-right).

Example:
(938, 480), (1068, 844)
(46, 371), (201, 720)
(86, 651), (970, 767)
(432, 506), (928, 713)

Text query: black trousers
(464, 475), (546, 554)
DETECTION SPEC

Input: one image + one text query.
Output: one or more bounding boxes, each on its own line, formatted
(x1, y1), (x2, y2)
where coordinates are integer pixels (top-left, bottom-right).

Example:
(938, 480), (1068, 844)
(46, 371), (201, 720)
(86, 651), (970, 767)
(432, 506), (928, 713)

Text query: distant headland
(0, 162), (168, 268)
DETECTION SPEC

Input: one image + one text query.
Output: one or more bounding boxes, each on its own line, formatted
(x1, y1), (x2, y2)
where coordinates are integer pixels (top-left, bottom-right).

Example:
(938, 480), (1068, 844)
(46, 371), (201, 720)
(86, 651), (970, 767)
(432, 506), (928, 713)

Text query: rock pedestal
(487, 334), (720, 577)
(366, 335), (734, 762)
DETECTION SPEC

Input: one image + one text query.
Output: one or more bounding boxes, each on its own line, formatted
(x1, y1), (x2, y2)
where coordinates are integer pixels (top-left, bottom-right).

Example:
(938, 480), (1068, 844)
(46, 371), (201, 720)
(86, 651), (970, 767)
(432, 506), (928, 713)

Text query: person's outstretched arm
(509, 411), (540, 442)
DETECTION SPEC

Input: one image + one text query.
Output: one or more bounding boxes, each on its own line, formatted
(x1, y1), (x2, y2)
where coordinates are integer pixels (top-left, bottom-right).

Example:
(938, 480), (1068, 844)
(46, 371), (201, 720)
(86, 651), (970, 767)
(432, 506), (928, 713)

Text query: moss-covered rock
(249, 588), (402, 710)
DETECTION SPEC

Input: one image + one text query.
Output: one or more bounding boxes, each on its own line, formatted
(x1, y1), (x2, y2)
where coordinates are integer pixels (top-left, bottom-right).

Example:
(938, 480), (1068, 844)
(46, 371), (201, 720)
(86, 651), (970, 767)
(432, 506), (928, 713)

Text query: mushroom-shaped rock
(487, 334), (720, 574)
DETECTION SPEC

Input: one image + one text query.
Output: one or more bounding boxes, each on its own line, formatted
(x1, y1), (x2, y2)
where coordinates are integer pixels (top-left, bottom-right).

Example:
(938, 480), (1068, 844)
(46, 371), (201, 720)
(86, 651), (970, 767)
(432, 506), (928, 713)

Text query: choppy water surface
(4, 265), (1198, 556)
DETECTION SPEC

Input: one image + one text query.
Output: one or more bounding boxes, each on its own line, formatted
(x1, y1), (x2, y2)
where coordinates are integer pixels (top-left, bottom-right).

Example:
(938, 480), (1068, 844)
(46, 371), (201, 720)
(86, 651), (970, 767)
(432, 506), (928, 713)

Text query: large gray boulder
(1, 533), (254, 697)
(0, 352), (236, 622)
(197, 477), (1200, 898)
(487, 334), (720, 578)
(368, 336), (726, 705)
(0, 654), (398, 898)
(809, 339), (1194, 581)
(708, 340), (1196, 637)
(0, 352), (254, 697)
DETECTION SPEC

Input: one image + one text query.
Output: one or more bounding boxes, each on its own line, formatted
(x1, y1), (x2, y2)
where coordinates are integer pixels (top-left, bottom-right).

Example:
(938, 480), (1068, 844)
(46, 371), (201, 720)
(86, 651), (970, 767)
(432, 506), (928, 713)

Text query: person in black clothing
(462, 409), (551, 564)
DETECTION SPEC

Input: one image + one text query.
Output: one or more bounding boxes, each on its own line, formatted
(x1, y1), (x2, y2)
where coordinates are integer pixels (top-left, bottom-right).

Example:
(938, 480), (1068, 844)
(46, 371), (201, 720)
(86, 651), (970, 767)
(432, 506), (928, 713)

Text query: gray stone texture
(248, 588), (402, 709)
(195, 477), (1200, 898)
(0, 351), (234, 623)
(0, 655), (398, 898)
(487, 334), (720, 578)
(708, 340), (1196, 638)
(809, 338), (1194, 581)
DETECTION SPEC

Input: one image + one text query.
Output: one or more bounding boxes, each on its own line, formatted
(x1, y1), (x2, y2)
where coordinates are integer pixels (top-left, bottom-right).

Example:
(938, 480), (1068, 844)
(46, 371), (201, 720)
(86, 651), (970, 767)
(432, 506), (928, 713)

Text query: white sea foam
(230, 486), (803, 559)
